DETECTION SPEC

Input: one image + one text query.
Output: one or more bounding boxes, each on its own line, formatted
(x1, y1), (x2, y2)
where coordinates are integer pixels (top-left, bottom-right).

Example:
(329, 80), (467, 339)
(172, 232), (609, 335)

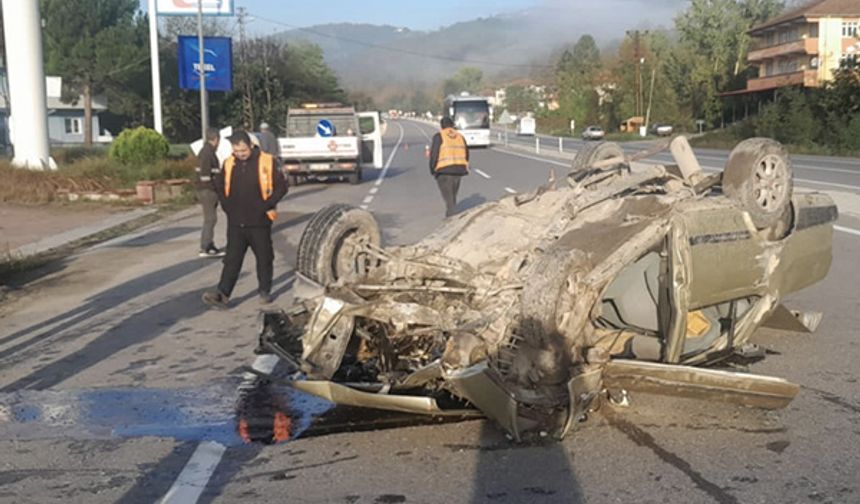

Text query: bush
(109, 127), (170, 165)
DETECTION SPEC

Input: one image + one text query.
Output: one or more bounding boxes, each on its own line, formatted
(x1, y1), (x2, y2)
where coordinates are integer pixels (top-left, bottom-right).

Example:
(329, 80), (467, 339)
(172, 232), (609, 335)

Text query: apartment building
(743, 0), (860, 93)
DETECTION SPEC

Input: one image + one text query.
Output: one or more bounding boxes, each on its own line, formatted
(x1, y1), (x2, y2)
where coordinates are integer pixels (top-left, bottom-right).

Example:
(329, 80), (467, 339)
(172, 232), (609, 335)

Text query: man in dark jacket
(429, 116), (470, 217)
(196, 128), (224, 257)
(203, 130), (288, 309)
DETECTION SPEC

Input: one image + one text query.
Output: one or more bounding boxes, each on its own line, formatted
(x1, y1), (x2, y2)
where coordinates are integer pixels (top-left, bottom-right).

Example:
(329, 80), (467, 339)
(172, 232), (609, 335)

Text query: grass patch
(0, 155), (197, 205)
(690, 126), (860, 157)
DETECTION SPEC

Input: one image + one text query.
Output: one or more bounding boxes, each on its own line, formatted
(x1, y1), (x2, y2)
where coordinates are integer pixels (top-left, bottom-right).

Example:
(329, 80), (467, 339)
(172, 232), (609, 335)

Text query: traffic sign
(317, 119), (335, 137)
(497, 110), (513, 125)
(156, 0), (234, 16)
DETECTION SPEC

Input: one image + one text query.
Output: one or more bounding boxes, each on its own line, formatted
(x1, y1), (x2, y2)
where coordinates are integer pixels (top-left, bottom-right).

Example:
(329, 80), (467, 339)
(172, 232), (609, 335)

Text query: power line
(246, 12), (554, 70)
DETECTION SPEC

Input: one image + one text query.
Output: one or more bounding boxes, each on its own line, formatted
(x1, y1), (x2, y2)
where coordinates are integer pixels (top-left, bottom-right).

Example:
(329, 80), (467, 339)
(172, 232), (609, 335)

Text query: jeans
(197, 188), (219, 250)
(436, 174), (462, 217)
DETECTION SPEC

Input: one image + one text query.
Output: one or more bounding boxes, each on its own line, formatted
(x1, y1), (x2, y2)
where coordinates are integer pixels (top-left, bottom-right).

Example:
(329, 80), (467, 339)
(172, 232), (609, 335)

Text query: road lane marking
(504, 187), (517, 194)
(159, 352), (280, 504)
(490, 147), (569, 167)
(475, 169), (491, 179)
(362, 121), (405, 208)
(835, 225), (860, 237)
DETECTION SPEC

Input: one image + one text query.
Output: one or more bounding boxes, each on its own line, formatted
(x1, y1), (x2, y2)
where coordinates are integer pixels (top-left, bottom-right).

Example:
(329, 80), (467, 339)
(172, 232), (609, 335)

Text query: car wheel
(722, 138), (793, 230)
(349, 167), (362, 185)
(570, 141), (626, 176)
(296, 204), (381, 285)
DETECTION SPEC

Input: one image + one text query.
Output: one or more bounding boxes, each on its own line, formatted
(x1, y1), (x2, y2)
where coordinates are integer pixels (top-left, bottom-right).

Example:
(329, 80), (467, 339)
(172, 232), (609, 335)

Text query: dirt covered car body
(260, 137), (837, 440)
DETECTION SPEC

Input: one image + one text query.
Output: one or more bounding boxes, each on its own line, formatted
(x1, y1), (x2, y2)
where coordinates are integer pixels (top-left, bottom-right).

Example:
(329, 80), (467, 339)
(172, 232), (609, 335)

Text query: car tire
(722, 138), (793, 230)
(349, 167), (362, 185)
(570, 141), (625, 176)
(296, 204), (381, 285)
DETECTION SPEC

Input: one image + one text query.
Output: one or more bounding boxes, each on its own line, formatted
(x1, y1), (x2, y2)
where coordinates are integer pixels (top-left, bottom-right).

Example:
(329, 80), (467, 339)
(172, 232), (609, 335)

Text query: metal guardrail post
(535, 137), (540, 154)
(558, 137), (563, 153)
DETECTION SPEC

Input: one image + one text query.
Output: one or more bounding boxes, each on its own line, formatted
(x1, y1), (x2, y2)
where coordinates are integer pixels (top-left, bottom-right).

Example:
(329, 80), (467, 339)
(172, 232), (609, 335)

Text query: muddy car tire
(570, 141), (625, 176)
(296, 204), (381, 285)
(722, 138), (793, 230)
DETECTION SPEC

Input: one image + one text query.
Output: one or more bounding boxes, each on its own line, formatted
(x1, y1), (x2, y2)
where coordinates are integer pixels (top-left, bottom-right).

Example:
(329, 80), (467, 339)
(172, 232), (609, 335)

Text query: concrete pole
(197, 0), (209, 139)
(147, 0), (163, 134)
(2, 0), (52, 170)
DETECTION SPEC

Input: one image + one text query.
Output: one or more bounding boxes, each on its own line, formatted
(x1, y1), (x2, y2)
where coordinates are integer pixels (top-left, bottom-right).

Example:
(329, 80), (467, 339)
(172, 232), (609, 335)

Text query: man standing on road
(257, 122), (279, 157)
(429, 116), (469, 217)
(203, 130), (287, 309)
(196, 128), (225, 257)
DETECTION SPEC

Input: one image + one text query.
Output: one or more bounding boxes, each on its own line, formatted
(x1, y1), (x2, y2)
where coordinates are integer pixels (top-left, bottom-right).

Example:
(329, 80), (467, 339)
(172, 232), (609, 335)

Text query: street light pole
(147, 0), (163, 134)
(197, 0), (208, 140)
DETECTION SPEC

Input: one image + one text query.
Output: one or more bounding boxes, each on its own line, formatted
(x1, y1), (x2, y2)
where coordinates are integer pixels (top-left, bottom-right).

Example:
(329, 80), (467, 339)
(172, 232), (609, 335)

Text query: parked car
(650, 123), (674, 136)
(259, 137), (835, 442)
(581, 125), (605, 140)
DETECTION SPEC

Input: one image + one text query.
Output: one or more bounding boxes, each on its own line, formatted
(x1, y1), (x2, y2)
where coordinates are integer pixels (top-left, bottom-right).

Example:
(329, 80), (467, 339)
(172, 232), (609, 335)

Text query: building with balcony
(741, 0), (860, 94)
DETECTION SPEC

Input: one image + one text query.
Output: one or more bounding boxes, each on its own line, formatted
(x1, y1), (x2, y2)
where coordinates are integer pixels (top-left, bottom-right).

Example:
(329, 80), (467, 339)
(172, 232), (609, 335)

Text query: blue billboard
(178, 36), (233, 92)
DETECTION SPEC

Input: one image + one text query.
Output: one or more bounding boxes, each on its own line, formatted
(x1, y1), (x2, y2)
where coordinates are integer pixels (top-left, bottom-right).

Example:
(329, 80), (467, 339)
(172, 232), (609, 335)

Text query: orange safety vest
(223, 152), (278, 221)
(435, 128), (469, 172)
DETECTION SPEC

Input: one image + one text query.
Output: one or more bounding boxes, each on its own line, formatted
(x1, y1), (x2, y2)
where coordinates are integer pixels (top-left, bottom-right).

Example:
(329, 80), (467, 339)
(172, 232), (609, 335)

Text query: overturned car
(259, 137), (837, 441)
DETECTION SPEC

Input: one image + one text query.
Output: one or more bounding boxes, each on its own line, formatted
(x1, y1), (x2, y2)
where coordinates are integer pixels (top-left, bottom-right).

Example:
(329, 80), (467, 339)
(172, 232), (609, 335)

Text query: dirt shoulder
(0, 203), (129, 253)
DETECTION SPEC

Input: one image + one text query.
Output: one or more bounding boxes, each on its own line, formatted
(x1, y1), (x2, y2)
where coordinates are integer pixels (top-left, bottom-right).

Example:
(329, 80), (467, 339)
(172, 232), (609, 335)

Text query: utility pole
(237, 7), (254, 130)
(147, 0), (163, 134)
(626, 30), (648, 118)
(197, 0), (208, 140)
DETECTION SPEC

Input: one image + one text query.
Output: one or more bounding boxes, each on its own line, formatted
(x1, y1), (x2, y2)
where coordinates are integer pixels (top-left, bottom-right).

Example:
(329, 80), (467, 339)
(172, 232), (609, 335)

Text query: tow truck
(279, 103), (383, 185)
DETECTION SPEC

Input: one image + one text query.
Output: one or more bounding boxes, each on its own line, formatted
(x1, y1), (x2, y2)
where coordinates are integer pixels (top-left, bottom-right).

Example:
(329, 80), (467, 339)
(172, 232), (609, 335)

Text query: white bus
(444, 94), (492, 147)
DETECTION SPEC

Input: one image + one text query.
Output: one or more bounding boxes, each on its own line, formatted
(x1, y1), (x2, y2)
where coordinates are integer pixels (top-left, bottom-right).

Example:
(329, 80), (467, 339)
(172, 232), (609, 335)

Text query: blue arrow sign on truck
(316, 119), (335, 137)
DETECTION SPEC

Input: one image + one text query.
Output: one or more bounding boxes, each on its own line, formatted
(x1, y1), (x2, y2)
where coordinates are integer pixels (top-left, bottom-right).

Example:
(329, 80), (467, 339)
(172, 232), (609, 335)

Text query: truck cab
(279, 103), (383, 185)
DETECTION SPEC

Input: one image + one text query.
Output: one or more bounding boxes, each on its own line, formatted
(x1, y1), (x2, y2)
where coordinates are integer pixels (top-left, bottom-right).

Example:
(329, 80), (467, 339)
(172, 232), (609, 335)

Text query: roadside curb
(9, 207), (160, 258)
(89, 206), (201, 251)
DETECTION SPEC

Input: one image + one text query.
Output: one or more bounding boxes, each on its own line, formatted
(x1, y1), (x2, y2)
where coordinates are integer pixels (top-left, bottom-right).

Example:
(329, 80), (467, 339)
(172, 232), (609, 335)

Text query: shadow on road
(470, 421), (583, 504)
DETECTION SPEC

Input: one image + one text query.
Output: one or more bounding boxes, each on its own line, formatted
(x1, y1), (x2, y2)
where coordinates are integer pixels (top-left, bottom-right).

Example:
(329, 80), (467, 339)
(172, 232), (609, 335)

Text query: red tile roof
(750, 0), (860, 33)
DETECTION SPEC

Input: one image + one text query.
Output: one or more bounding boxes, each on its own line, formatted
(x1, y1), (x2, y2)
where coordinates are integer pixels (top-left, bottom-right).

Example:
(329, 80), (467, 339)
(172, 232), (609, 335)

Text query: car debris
(258, 136), (836, 441)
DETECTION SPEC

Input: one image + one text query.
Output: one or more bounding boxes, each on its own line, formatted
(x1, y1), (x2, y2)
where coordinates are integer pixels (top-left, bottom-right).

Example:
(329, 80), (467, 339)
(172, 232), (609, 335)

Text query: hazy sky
(144, 0), (686, 35)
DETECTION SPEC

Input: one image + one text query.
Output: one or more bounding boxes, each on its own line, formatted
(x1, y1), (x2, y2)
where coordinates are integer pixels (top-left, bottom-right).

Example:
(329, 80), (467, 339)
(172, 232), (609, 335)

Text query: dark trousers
(436, 174), (462, 217)
(217, 225), (274, 297)
(197, 188), (219, 250)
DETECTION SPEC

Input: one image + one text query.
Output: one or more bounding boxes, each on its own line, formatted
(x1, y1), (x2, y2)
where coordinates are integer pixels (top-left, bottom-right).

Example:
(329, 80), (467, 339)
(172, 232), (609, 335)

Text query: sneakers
(202, 290), (230, 310)
(258, 291), (274, 305)
(198, 245), (226, 258)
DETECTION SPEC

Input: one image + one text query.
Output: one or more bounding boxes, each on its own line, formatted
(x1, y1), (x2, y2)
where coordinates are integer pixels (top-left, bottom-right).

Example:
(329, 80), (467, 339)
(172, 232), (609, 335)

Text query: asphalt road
(0, 120), (859, 504)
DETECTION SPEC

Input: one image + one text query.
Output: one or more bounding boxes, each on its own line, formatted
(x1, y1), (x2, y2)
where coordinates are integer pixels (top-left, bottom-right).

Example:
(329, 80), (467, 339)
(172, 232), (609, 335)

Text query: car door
(357, 111), (383, 169)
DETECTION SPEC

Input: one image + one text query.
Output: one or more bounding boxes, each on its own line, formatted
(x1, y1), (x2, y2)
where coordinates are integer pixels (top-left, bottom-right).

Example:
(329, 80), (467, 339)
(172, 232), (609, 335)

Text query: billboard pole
(1, 0), (52, 170)
(147, 0), (163, 134)
(197, 0), (209, 139)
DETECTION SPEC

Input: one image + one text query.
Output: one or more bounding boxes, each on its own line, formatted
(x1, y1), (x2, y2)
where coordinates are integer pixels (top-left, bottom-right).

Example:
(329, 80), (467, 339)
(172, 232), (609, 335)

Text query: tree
(41, 0), (147, 146)
(504, 85), (540, 114)
(555, 35), (602, 127)
(442, 67), (483, 97)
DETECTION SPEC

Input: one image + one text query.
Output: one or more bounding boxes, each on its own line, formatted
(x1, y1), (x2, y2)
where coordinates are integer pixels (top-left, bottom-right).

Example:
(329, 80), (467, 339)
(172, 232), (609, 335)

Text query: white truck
(279, 103), (383, 185)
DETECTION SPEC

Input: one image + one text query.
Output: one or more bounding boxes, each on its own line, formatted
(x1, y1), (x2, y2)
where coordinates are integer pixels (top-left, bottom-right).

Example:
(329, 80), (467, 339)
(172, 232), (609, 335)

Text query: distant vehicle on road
(279, 103), (383, 186)
(516, 116), (536, 136)
(581, 125), (605, 141)
(444, 94), (492, 147)
(650, 123), (674, 137)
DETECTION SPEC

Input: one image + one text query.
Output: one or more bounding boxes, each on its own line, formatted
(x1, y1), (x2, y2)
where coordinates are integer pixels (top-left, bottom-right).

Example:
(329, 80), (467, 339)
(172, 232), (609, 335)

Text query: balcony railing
(748, 38), (818, 61)
(747, 70), (819, 91)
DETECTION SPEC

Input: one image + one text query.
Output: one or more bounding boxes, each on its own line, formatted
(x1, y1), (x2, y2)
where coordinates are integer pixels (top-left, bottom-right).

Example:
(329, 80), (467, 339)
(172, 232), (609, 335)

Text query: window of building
(810, 23), (819, 38)
(64, 117), (82, 135)
(841, 53), (858, 69)
(843, 21), (858, 38)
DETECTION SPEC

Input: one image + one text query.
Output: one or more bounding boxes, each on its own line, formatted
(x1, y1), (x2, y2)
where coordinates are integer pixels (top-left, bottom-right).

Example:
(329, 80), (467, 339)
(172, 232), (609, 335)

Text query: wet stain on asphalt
(374, 495), (407, 503)
(606, 413), (740, 504)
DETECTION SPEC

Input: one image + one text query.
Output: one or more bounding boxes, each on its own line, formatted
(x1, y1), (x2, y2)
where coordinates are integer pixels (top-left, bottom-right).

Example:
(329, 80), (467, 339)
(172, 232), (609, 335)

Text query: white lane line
(362, 122), (404, 194)
(504, 187), (517, 194)
(410, 120), (434, 143)
(159, 352), (280, 504)
(835, 225), (860, 237)
(490, 147), (569, 167)
(360, 204), (369, 210)
(362, 195), (374, 205)
(369, 187), (379, 195)
(475, 168), (491, 179)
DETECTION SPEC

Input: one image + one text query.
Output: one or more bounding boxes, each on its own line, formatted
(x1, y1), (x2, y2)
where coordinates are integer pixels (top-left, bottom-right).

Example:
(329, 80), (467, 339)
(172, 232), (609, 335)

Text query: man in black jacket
(196, 128), (224, 257)
(429, 117), (469, 217)
(203, 130), (287, 309)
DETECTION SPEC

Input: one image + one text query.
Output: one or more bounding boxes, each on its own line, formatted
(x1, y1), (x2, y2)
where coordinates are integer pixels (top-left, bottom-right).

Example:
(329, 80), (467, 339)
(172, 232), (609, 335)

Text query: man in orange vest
(203, 130), (287, 309)
(429, 116), (469, 217)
